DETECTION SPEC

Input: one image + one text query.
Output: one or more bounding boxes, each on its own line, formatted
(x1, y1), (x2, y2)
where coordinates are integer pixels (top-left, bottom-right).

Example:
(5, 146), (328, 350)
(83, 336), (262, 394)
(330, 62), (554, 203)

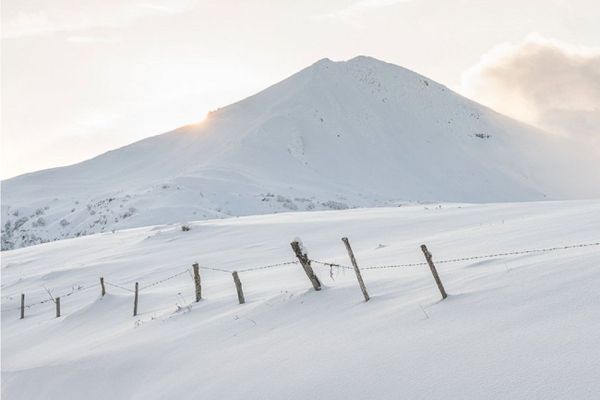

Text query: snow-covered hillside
(2, 56), (598, 250)
(2, 201), (600, 399)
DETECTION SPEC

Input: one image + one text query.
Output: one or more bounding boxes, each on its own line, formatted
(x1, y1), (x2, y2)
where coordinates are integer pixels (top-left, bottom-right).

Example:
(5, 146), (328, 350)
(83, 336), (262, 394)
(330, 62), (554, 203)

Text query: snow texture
(2, 200), (600, 399)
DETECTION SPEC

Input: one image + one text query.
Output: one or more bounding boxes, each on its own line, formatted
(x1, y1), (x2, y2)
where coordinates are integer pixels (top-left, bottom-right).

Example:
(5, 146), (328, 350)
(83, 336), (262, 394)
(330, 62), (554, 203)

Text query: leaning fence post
(192, 263), (202, 302)
(55, 297), (61, 318)
(291, 240), (322, 291)
(20, 293), (25, 319)
(342, 237), (370, 302)
(133, 282), (139, 316)
(420, 244), (447, 299)
(232, 271), (245, 304)
(100, 277), (106, 296)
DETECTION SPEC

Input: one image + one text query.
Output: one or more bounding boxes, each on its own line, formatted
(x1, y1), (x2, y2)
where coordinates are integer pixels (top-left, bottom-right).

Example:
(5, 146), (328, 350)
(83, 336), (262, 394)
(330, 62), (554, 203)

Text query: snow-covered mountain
(1, 56), (597, 250)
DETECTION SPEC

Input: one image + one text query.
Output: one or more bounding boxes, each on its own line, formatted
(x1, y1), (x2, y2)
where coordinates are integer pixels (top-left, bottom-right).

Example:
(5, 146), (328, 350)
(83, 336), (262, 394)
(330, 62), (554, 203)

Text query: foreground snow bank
(2, 201), (600, 399)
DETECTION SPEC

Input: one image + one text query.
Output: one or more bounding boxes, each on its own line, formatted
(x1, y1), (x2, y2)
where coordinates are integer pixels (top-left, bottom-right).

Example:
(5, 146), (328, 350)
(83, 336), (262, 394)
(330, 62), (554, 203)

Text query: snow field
(2, 200), (600, 399)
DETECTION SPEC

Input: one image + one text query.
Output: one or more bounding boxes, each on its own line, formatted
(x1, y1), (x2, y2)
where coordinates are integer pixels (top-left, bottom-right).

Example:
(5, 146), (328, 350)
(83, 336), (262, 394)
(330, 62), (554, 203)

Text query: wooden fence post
(342, 237), (370, 302)
(232, 271), (245, 304)
(133, 282), (139, 316)
(421, 244), (447, 300)
(192, 263), (202, 302)
(55, 297), (61, 318)
(100, 277), (106, 296)
(20, 293), (25, 320)
(290, 240), (321, 291)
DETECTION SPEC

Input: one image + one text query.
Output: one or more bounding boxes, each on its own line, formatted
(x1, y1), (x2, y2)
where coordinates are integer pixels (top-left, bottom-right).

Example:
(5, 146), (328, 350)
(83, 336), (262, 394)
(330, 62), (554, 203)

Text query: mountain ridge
(2, 56), (597, 250)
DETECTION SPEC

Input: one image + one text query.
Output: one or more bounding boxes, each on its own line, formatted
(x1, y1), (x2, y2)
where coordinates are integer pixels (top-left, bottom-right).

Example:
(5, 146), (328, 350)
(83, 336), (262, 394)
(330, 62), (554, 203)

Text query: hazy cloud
(66, 35), (119, 44)
(462, 34), (600, 144)
(1, 0), (195, 38)
(316, 0), (415, 26)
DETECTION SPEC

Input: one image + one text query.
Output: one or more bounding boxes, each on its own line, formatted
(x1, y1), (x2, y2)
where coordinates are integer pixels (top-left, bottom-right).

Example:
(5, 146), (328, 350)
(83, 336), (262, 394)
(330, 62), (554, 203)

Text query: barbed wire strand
(61, 283), (99, 297)
(365, 241), (600, 270)
(198, 266), (231, 273)
(2, 282), (101, 311)
(310, 259), (353, 270)
(140, 269), (191, 291)
(433, 241), (600, 266)
(311, 241), (600, 271)
(237, 260), (298, 273)
(104, 281), (135, 293)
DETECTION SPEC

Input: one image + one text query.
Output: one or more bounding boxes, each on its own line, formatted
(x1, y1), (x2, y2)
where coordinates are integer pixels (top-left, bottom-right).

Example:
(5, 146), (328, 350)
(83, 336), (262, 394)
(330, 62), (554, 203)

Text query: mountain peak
(313, 55), (389, 66)
(347, 55), (383, 64)
(2, 56), (595, 250)
(308, 55), (396, 73)
(313, 57), (334, 65)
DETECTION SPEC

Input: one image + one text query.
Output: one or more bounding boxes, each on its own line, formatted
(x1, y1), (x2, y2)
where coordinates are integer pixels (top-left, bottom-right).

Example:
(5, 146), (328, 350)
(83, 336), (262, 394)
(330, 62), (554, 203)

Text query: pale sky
(2, 0), (599, 179)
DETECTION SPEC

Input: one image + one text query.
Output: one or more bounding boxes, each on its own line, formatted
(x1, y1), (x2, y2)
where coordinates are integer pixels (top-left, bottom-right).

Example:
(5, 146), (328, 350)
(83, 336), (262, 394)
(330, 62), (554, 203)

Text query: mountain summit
(1, 56), (596, 249)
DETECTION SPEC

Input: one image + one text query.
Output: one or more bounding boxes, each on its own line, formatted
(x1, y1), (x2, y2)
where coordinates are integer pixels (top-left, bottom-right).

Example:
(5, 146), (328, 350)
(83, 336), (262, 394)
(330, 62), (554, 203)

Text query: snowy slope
(2, 56), (598, 250)
(2, 200), (600, 399)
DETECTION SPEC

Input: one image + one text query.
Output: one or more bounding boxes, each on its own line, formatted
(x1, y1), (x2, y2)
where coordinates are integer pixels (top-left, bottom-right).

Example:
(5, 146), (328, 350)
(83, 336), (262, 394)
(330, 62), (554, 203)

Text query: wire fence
(3, 240), (599, 314)
(1, 260), (302, 311)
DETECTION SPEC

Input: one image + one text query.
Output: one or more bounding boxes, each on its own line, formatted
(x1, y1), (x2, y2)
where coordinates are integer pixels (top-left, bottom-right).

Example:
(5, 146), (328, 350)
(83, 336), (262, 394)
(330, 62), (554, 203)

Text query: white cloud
(462, 34), (600, 144)
(1, 0), (195, 39)
(316, 0), (415, 26)
(1, 10), (57, 38)
(66, 35), (118, 44)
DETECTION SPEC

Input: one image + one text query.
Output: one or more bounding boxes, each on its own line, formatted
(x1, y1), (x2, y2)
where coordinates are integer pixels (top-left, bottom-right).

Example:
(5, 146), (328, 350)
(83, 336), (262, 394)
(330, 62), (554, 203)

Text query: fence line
(3, 261), (299, 311)
(4, 240), (599, 314)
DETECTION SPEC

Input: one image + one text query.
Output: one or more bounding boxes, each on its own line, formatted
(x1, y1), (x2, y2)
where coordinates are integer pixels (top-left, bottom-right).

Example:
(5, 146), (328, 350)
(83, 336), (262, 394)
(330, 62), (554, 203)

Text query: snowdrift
(2, 200), (600, 399)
